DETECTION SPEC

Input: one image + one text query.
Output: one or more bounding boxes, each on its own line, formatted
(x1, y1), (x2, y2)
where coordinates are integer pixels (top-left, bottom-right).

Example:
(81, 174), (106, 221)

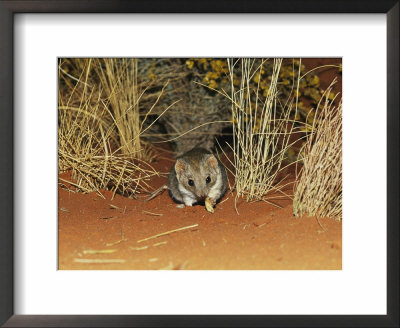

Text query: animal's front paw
(183, 197), (195, 207)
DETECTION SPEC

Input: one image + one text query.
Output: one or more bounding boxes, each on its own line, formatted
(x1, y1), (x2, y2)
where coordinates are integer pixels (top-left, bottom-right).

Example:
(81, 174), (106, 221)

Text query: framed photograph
(1, 1), (398, 327)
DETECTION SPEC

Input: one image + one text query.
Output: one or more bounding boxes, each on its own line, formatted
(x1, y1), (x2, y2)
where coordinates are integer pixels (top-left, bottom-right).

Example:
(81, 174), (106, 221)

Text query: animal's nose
(197, 193), (207, 200)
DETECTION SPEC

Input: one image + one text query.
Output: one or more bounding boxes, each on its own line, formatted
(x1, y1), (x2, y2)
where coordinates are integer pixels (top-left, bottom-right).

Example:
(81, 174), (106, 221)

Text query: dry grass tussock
(221, 58), (302, 207)
(293, 79), (342, 220)
(58, 58), (169, 199)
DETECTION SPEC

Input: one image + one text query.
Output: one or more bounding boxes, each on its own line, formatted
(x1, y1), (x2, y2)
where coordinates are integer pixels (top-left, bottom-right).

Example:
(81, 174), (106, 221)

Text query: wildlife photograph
(58, 57), (342, 270)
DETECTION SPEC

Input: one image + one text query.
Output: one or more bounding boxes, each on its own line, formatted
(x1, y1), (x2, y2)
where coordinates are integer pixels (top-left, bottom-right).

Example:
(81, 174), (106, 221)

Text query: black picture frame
(0, 1), (398, 327)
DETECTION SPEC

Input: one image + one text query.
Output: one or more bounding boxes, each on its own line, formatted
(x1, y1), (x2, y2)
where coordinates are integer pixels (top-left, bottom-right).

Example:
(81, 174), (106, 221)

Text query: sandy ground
(58, 153), (341, 270)
(58, 58), (342, 270)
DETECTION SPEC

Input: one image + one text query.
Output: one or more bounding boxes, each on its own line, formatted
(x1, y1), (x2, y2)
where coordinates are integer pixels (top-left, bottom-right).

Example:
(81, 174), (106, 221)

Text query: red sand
(58, 153), (341, 270)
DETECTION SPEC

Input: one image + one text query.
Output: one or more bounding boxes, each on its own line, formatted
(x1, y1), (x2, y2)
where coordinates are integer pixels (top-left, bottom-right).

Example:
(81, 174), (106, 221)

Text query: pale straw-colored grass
(58, 58), (169, 198)
(293, 79), (342, 219)
(224, 58), (301, 207)
(93, 58), (146, 158)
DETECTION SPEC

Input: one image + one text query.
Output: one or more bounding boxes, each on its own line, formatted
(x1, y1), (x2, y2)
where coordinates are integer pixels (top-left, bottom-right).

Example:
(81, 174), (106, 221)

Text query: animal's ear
(175, 159), (187, 177)
(206, 154), (218, 169)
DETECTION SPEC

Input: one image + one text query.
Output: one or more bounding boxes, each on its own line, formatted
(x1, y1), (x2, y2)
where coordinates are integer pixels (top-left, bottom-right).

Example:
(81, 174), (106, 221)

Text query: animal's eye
(206, 176), (211, 183)
(188, 179), (194, 186)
